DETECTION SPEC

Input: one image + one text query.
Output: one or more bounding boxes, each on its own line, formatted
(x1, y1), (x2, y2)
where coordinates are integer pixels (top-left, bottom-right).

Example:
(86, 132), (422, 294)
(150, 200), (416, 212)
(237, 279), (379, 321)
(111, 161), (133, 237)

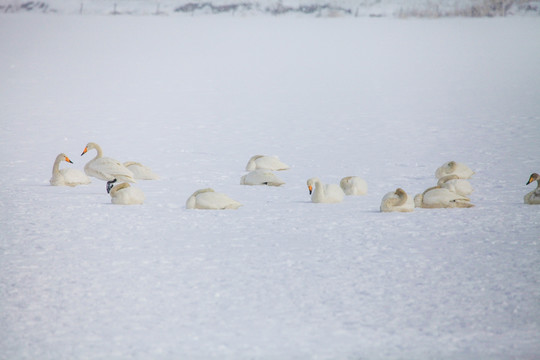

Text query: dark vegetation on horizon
(2, 0), (539, 17)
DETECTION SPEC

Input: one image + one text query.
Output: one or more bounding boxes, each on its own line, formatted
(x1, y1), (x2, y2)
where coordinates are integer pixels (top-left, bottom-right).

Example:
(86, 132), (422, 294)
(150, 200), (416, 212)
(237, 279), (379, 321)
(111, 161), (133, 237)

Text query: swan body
(245, 155), (290, 171)
(123, 161), (159, 180)
(437, 174), (473, 196)
(186, 188), (242, 210)
(240, 169), (285, 186)
(380, 188), (414, 212)
(107, 181), (145, 205)
(435, 161), (474, 179)
(50, 153), (91, 187)
(340, 176), (368, 195)
(306, 177), (345, 204)
(524, 173), (540, 205)
(414, 186), (474, 208)
(81, 142), (135, 183)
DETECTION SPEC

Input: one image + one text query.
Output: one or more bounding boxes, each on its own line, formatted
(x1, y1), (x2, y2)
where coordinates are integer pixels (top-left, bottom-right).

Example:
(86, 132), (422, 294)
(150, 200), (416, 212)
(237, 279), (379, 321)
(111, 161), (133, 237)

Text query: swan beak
(526, 176), (534, 185)
(81, 147), (88, 156)
(64, 156), (73, 164)
(308, 185), (313, 195)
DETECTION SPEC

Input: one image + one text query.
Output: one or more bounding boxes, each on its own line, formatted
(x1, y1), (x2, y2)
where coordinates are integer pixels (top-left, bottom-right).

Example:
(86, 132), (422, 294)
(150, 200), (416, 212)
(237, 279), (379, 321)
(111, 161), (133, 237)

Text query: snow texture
(0, 13), (539, 360)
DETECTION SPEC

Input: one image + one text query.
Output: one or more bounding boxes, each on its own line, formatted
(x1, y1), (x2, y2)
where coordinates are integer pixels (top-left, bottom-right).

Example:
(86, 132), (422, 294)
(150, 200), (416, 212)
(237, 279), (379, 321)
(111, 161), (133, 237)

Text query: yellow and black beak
(64, 156), (73, 164)
(526, 175), (534, 185)
(81, 147), (88, 156)
(308, 185), (313, 195)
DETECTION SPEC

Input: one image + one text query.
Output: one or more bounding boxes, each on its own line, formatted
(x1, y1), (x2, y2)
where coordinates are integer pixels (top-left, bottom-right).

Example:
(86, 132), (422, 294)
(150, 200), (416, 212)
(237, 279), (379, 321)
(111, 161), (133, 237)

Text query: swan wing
(124, 162), (159, 180)
(441, 179), (473, 196)
(60, 168), (91, 186)
(196, 192), (242, 210)
(340, 176), (367, 195)
(250, 156), (289, 171)
(111, 187), (145, 205)
(423, 188), (472, 207)
(241, 170), (285, 186)
(86, 157), (135, 182)
(322, 183), (345, 203)
(524, 191), (540, 204)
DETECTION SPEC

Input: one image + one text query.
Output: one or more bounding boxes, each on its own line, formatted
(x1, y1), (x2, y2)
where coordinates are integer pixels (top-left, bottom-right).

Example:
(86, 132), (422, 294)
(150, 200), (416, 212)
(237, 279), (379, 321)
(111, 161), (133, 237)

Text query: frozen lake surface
(1, 14), (539, 359)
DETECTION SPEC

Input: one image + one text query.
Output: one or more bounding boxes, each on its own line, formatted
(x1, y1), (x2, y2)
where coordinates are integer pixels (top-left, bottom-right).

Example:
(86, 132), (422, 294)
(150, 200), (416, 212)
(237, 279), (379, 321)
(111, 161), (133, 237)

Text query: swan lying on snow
(50, 153), (91, 187)
(380, 188), (414, 212)
(435, 161), (474, 179)
(245, 155), (290, 171)
(123, 161), (159, 180)
(240, 169), (285, 186)
(186, 188), (243, 210)
(414, 186), (474, 208)
(340, 176), (367, 195)
(81, 142), (135, 183)
(524, 173), (540, 204)
(306, 177), (344, 203)
(106, 179), (145, 205)
(437, 174), (473, 196)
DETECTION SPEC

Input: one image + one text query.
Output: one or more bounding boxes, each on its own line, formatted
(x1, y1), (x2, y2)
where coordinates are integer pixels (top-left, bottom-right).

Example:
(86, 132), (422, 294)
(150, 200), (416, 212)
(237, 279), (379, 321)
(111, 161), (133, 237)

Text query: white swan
(414, 186), (474, 208)
(245, 155), (290, 171)
(186, 188), (243, 210)
(240, 169), (285, 186)
(435, 161), (474, 179)
(524, 173), (540, 205)
(106, 180), (145, 205)
(340, 176), (368, 195)
(380, 188), (414, 212)
(50, 153), (91, 187)
(81, 142), (135, 183)
(306, 177), (345, 203)
(123, 161), (159, 180)
(437, 174), (473, 197)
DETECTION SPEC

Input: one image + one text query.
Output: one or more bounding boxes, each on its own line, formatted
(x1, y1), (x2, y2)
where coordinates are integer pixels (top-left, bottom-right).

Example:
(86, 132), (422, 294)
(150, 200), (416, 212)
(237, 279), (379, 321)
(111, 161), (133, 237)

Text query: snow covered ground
(1, 13), (539, 359)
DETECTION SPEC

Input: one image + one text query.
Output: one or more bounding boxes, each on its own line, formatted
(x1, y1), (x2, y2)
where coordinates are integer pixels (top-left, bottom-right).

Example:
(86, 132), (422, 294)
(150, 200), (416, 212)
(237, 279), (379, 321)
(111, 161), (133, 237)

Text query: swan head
(81, 142), (98, 156)
(59, 153), (73, 164)
(395, 188), (406, 197)
(106, 178), (117, 194)
(526, 173), (539, 185)
(306, 178), (318, 195)
(340, 176), (351, 188)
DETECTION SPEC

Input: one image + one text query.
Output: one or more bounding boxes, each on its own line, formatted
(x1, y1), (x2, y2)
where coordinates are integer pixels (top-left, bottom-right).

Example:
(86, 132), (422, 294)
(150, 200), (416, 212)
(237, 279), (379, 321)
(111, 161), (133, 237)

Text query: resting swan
(340, 176), (368, 195)
(50, 153), (91, 187)
(307, 177), (344, 203)
(245, 155), (290, 171)
(186, 188), (243, 210)
(123, 161), (159, 180)
(437, 174), (473, 196)
(81, 142), (135, 183)
(435, 161), (474, 179)
(106, 179), (145, 205)
(240, 169), (285, 186)
(414, 186), (474, 208)
(380, 188), (414, 212)
(524, 173), (540, 205)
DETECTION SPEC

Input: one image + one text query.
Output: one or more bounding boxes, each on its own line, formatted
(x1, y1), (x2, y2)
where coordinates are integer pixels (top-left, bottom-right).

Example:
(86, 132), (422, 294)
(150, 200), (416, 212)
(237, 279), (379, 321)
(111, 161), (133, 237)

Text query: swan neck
(312, 179), (325, 196)
(422, 185), (439, 196)
(394, 191), (407, 206)
(52, 154), (62, 175)
(93, 144), (103, 159)
(438, 174), (458, 185)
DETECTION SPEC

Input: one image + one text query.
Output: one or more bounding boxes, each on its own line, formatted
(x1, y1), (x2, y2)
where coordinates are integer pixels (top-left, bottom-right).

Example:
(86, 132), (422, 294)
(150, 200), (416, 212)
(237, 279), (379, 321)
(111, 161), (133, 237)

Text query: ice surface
(0, 14), (539, 359)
